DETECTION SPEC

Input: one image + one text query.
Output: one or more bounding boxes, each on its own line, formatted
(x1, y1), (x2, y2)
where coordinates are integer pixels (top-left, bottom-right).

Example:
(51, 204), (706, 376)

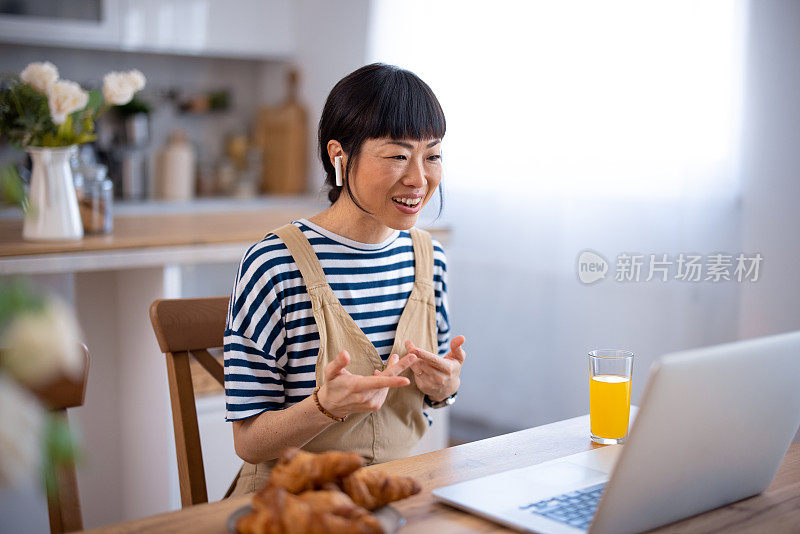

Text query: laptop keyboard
(519, 482), (606, 530)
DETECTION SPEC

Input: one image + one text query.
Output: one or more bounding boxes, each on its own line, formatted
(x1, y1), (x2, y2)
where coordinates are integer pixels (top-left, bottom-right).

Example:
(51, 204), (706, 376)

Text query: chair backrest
(6, 343), (90, 534)
(149, 296), (228, 508)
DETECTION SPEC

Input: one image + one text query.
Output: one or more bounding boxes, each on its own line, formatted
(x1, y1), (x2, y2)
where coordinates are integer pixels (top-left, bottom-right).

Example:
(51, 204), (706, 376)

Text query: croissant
(298, 489), (384, 531)
(268, 448), (365, 494)
(296, 489), (360, 514)
(341, 469), (422, 510)
(239, 485), (383, 534)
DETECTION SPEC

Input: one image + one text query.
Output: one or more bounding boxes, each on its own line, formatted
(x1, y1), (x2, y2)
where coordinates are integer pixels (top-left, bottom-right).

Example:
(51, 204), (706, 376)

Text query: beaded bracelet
(313, 386), (347, 422)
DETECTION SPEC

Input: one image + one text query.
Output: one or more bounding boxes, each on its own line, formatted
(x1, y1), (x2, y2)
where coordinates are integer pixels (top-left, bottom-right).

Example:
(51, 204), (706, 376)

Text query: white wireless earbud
(334, 156), (343, 187)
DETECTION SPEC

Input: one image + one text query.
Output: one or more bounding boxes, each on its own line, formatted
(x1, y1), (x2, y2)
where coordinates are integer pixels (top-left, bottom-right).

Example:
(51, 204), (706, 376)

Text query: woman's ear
(326, 140), (344, 168)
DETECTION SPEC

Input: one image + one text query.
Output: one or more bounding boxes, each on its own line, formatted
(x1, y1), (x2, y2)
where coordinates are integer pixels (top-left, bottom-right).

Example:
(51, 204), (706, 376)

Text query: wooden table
(82, 414), (800, 533)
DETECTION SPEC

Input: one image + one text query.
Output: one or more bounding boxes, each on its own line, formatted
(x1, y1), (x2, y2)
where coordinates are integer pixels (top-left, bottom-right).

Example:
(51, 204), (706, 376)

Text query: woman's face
(345, 137), (442, 231)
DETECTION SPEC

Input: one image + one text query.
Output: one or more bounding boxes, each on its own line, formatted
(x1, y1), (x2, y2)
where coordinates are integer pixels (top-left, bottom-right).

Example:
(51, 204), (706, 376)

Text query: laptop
(433, 331), (800, 533)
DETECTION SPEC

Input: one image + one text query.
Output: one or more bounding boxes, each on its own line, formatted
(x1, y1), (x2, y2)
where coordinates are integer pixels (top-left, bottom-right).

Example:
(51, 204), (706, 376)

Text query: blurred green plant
(0, 279), (45, 332)
(41, 414), (81, 498)
(115, 95), (152, 117)
(1, 163), (31, 212)
(0, 280), (81, 497)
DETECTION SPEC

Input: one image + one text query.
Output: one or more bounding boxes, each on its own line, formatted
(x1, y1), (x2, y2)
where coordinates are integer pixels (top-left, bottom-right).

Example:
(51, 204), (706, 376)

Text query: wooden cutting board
(254, 70), (308, 194)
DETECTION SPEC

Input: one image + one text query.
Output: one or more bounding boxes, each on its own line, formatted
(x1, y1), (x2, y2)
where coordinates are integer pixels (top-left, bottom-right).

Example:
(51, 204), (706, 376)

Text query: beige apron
(229, 224), (438, 496)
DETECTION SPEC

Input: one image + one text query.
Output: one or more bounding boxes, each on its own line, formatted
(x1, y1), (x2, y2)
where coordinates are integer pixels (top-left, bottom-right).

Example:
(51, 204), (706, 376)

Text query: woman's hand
(317, 350), (417, 418)
(405, 335), (466, 403)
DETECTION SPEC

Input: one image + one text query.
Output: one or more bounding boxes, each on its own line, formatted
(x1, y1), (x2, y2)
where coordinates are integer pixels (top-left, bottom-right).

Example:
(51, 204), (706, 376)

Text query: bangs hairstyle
(318, 63), (446, 215)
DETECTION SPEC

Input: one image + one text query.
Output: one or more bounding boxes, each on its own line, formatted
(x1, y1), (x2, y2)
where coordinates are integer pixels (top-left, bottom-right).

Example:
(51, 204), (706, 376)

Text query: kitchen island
(0, 197), (451, 529)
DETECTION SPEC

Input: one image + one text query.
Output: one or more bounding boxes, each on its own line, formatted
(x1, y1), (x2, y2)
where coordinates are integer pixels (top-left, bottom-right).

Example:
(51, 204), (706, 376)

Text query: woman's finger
(351, 375), (410, 392)
(410, 360), (427, 377)
(411, 360), (449, 380)
(446, 335), (467, 364)
(383, 353), (417, 376)
(324, 350), (350, 380)
(407, 345), (450, 372)
(376, 353), (399, 377)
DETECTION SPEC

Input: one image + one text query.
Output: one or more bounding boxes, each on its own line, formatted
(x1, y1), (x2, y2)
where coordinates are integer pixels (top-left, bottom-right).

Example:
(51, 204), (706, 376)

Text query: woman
(225, 63), (466, 495)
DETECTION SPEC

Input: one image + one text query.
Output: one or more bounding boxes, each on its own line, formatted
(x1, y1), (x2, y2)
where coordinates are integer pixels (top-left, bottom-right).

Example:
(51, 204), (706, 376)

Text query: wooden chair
(5, 343), (90, 533)
(149, 296), (229, 508)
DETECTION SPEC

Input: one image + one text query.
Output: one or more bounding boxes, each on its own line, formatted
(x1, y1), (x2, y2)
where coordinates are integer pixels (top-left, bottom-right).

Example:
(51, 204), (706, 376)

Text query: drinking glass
(588, 349), (633, 444)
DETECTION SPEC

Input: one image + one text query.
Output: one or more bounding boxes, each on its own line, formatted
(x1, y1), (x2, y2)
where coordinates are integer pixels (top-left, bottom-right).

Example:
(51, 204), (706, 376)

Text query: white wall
(738, 0), (800, 339)
(737, 0), (800, 443)
(293, 0), (372, 196)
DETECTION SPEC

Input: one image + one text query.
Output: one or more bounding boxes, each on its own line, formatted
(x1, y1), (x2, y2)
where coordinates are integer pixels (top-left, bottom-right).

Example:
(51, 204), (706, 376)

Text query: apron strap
(409, 227), (434, 287)
(223, 464), (243, 499)
(272, 224), (329, 292)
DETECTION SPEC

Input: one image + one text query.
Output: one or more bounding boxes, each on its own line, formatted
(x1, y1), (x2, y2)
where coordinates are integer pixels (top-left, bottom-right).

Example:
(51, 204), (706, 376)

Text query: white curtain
(368, 0), (746, 436)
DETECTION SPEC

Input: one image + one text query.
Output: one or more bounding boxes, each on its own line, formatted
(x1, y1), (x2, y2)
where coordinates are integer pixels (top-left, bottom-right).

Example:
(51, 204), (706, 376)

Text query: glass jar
(70, 146), (84, 199)
(78, 164), (113, 234)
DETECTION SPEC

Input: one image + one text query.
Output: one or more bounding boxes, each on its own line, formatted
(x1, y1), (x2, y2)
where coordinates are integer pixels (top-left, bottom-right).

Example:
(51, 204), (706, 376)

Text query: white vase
(23, 146), (84, 241)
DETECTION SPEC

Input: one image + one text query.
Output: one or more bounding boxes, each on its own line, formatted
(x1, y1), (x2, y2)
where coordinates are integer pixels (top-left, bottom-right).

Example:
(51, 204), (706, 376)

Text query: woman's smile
(391, 194), (424, 214)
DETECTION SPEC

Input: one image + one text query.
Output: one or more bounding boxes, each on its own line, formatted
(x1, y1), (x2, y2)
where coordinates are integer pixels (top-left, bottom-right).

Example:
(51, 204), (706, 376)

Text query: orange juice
(590, 374), (631, 439)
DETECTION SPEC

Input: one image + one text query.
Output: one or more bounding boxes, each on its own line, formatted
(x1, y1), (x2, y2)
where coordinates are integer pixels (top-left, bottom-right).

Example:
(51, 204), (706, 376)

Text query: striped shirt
(224, 219), (450, 421)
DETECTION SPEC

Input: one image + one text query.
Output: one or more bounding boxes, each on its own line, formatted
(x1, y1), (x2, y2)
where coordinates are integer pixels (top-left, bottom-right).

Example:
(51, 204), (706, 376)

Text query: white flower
(20, 61), (59, 94)
(0, 373), (45, 488)
(128, 69), (146, 92)
(0, 298), (84, 388)
(46, 80), (89, 125)
(103, 69), (147, 106)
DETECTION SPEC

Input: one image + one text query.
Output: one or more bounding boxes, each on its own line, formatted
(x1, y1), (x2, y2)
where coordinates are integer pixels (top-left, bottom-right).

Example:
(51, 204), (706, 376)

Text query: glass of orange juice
(589, 349), (633, 444)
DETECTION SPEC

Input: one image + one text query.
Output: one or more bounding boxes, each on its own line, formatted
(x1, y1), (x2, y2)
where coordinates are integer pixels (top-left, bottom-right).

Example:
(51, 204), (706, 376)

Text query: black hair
(317, 63), (446, 217)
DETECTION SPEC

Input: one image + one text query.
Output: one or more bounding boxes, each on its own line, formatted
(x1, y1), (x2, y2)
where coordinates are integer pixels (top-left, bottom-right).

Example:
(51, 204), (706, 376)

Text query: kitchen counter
(0, 197), (450, 274)
(0, 204), (321, 274)
(0, 198), (324, 255)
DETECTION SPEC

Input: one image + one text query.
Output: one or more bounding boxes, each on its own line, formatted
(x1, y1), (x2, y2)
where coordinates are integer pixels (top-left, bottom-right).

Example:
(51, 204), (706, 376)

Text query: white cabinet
(120, 0), (293, 59)
(0, 0), (294, 59)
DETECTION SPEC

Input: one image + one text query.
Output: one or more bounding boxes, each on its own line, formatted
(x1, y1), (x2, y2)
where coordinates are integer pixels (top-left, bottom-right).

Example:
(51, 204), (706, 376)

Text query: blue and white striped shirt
(224, 219), (450, 421)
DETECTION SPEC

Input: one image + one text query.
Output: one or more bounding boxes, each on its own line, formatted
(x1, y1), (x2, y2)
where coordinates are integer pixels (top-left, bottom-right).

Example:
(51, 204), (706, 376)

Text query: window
(368, 0), (744, 199)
